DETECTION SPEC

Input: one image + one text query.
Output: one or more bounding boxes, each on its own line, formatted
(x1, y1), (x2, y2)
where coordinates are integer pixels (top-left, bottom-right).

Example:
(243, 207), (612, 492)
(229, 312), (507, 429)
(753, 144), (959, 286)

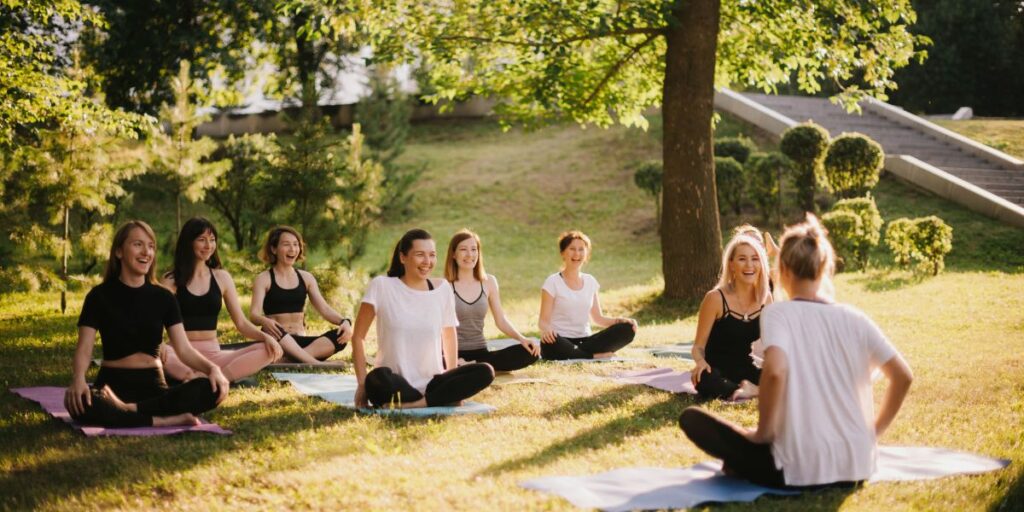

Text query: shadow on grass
(629, 294), (702, 326)
(990, 463), (1024, 511)
(703, 484), (857, 511)
(848, 269), (926, 293)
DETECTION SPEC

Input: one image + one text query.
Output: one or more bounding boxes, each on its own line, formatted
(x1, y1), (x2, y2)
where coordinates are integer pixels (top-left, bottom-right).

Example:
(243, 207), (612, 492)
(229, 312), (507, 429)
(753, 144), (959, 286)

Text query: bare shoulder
(212, 268), (235, 287)
(485, 274), (499, 291)
(701, 288), (724, 315)
(252, 270), (270, 287)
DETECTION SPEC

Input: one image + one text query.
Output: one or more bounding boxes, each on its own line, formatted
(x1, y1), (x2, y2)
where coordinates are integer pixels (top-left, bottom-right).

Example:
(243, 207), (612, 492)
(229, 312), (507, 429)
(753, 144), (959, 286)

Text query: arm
(166, 323), (229, 403)
(442, 326), (458, 370)
(249, 272), (284, 339)
(589, 292), (638, 330)
(690, 291), (722, 385)
(538, 290), (557, 343)
(486, 276), (538, 355)
(874, 353), (913, 437)
(748, 346), (788, 444)
(302, 270), (353, 343)
(64, 326), (97, 416)
(351, 302), (375, 407)
(218, 271), (282, 361)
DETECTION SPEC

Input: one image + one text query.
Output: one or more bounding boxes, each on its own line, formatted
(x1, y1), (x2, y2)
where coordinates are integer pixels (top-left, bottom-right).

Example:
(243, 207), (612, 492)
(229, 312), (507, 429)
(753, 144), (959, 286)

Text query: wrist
(337, 318), (351, 327)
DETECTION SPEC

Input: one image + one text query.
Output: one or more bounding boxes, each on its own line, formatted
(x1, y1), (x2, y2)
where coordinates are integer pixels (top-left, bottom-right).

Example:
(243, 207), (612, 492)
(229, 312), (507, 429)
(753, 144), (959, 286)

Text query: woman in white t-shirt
(679, 214), (913, 488)
(538, 230), (637, 360)
(351, 229), (494, 408)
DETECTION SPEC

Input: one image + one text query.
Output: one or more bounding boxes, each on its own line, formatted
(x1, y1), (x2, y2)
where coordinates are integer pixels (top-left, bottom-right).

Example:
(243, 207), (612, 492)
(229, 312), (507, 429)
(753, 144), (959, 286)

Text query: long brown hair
(104, 220), (159, 285)
(445, 229), (486, 282)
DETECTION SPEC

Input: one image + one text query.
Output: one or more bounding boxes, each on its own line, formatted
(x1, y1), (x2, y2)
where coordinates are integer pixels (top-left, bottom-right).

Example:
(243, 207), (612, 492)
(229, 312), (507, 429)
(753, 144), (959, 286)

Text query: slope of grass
(2, 117), (1022, 511)
(933, 118), (1024, 159)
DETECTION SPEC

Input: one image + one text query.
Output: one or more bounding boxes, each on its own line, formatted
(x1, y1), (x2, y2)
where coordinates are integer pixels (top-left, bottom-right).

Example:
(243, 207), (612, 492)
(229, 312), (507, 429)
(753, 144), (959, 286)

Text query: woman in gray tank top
(444, 230), (539, 372)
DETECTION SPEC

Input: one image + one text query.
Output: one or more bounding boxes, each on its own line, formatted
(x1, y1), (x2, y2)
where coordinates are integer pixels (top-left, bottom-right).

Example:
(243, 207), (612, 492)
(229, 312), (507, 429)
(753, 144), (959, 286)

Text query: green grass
(2, 117), (1023, 510)
(933, 118), (1024, 160)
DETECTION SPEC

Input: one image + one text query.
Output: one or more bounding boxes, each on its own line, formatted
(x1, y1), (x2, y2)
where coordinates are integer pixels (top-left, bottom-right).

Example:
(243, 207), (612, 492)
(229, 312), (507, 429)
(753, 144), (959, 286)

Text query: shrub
(823, 133), (884, 198)
(633, 160), (663, 224)
(745, 152), (791, 223)
(885, 216), (954, 276)
(714, 136), (757, 164)
(0, 265), (63, 293)
(780, 122), (830, 212)
(829, 195), (883, 269)
(714, 156), (744, 215)
(885, 218), (915, 267)
(821, 210), (862, 272)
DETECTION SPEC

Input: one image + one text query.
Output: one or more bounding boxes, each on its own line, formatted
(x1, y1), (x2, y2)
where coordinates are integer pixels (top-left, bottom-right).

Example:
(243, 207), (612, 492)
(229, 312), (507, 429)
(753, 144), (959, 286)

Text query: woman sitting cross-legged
(445, 229), (539, 372)
(352, 229), (494, 409)
(679, 214), (913, 488)
(690, 233), (772, 401)
(538, 230), (637, 360)
(65, 220), (229, 428)
(161, 217), (283, 383)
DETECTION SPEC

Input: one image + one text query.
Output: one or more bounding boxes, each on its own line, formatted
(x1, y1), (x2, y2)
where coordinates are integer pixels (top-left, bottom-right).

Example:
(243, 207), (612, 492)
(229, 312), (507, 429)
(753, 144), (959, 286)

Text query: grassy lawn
(2, 116), (1022, 510)
(933, 118), (1024, 160)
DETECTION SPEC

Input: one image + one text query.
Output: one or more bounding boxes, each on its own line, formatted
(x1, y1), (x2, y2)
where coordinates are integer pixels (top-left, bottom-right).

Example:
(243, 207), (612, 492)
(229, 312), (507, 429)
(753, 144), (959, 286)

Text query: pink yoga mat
(11, 387), (231, 437)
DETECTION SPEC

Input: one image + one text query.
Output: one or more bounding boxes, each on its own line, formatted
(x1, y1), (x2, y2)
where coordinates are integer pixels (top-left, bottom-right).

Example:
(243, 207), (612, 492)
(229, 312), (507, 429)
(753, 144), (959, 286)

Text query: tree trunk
(61, 205), (69, 314)
(660, 0), (723, 301)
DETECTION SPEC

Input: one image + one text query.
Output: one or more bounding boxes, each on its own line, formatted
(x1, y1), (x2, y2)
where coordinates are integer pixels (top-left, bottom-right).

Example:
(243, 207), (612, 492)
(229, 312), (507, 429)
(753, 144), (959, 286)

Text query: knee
(613, 322), (636, 339)
(678, 406), (704, 433)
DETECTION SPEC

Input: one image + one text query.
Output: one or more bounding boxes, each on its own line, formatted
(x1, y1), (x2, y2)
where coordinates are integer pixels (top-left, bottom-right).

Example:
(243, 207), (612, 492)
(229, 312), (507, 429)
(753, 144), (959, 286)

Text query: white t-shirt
(541, 272), (599, 339)
(361, 276), (459, 392)
(760, 300), (899, 486)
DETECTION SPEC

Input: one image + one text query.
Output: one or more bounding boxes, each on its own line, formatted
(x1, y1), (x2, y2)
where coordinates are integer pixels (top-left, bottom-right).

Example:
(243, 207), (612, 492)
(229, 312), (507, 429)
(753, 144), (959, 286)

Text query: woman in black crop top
(160, 218), (283, 383)
(249, 226), (353, 365)
(689, 232), (774, 401)
(65, 221), (229, 428)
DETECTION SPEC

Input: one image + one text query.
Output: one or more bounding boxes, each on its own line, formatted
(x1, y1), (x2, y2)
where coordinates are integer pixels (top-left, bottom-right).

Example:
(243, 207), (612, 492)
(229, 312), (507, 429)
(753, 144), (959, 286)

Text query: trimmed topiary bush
(714, 136), (757, 164)
(829, 195), (883, 269)
(821, 210), (862, 272)
(823, 133), (884, 198)
(715, 156), (745, 215)
(885, 218), (915, 267)
(633, 160), (663, 224)
(745, 152), (791, 224)
(885, 216), (954, 276)
(780, 122), (830, 212)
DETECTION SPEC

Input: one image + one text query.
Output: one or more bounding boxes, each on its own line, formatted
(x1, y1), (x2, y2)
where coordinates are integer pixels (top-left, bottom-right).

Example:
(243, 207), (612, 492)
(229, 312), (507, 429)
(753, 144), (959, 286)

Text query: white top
(361, 276), (459, 392)
(541, 272), (599, 339)
(760, 300), (899, 486)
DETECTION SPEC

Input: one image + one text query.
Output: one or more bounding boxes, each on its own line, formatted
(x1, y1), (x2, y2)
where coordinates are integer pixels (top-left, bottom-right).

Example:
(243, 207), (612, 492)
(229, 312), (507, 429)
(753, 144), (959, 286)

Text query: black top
(705, 289), (763, 373)
(176, 271), (222, 331)
(263, 267), (306, 315)
(78, 280), (183, 360)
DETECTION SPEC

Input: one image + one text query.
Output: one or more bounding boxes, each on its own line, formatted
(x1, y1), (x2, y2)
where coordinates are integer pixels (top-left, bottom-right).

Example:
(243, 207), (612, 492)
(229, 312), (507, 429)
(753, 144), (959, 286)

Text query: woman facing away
(445, 229), (539, 372)
(690, 233), (772, 401)
(65, 221), (229, 427)
(538, 230), (637, 360)
(679, 214), (913, 488)
(352, 229), (494, 409)
(160, 217), (282, 383)
(249, 226), (352, 365)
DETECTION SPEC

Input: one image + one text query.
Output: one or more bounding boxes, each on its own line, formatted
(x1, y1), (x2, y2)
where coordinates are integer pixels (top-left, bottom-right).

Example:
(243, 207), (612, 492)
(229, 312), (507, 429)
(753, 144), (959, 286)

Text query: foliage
(713, 136), (757, 164)
(633, 160), (662, 225)
(714, 156), (744, 215)
(780, 122), (830, 212)
(886, 215), (954, 276)
(821, 210), (861, 272)
(826, 195), (883, 270)
(207, 134), (279, 252)
(823, 133), (884, 198)
(335, 125), (384, 266)
(0, 265), (62, 293)
(745, 152), (790, 223)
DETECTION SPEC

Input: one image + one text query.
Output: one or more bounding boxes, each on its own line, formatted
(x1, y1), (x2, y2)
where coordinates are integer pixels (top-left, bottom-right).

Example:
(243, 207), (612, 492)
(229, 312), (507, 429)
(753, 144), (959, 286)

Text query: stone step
(942, 167), (1024, 179)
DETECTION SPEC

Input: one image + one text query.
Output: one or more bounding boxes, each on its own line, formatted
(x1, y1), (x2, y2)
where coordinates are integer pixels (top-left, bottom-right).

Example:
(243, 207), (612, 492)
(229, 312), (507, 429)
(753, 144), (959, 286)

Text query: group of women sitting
(62, 213), (912, 490)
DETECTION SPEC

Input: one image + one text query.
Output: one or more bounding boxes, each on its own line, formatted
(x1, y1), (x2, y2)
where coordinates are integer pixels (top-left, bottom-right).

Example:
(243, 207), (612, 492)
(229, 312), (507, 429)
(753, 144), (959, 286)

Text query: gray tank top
(454, 282), (488, 351)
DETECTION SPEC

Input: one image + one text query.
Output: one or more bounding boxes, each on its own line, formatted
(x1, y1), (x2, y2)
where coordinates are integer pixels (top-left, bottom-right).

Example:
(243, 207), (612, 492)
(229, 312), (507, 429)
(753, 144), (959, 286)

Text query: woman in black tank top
(249, 226), (353, 365)
(690, 232), (773, 400)
(160, 218), (283, 383)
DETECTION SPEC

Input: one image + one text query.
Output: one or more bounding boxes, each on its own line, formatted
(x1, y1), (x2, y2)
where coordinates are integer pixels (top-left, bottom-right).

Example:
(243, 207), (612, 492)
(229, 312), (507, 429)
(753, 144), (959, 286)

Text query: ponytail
(387, 229), (433, 278)
(779, 213), (835, 281)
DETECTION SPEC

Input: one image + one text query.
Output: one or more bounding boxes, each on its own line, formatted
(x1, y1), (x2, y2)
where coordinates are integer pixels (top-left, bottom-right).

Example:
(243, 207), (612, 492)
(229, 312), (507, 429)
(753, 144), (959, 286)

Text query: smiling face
(192, 229), (217, 263)
(272, 232), (301, 267)
(561, 238), (590, 270)
(729, 243), (762, 286)
(116, 227), (156, 278)
(454, 238), (479, 271)
(401, 239), (437, 280)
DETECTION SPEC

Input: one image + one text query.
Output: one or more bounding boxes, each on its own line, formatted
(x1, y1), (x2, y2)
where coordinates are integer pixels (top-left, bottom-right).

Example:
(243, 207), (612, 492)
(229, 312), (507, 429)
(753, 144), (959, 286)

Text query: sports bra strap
(717, 288), (730, 316)
(427, 279), (435, 291)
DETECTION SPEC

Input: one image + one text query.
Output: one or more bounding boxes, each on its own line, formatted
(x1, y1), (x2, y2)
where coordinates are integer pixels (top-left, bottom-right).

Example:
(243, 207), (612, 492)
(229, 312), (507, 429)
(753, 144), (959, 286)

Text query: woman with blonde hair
(445, 229), (539, 372)
(679, 214), (913, 488)
(690, 233), (772, 400)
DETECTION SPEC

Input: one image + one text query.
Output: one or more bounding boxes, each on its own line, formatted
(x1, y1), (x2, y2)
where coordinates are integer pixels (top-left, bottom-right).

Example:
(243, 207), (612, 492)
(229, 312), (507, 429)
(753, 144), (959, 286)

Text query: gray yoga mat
(520, 446), (1010, 511)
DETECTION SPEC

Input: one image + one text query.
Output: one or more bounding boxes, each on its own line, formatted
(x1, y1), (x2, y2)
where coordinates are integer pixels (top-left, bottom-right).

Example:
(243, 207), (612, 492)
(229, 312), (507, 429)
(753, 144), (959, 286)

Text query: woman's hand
(541, 329), (558, 344)
(355, 384), (368, 408)
(336, 319), (353, 342)
(207, 366), (230, 405)
(64, 378), (91, 416)
(262, 333), (284, 361)
(763, 231), (780, 259)
(691, 359), (712, 386)
(520, 337), (541, 356)
(616, 317), (639, 331)
(260, 318), (286, 340)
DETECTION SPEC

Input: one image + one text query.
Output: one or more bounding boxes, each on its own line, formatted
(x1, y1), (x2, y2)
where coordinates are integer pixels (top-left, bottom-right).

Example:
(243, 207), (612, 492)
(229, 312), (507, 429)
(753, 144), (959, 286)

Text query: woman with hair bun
(679, 214), (913, 488)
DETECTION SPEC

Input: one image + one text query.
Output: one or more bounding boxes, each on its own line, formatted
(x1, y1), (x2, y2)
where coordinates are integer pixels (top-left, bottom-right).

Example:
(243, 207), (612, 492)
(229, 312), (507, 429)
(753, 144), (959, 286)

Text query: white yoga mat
(272, 372), (496, 416)
(611, 368), (697, 394)
(486, 338), (539, 351)
(520, 446), (1009, 511)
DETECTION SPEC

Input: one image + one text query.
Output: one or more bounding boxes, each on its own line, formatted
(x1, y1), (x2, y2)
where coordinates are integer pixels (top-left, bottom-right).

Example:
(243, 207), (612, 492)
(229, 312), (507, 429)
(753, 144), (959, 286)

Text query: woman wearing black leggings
(64, 221), (229, 428)
(445, 230), (539, 372)
(352, 229), (494, 409)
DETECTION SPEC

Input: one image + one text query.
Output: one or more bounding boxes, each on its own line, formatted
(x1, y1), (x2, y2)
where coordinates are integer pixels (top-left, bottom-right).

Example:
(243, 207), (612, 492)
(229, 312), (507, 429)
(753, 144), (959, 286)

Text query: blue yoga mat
(272, 372), (496, 416)
(520, 446), (1009, 511)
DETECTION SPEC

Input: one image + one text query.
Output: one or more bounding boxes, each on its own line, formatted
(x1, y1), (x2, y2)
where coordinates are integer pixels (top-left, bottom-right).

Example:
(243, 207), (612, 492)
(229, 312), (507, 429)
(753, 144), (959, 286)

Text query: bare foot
(730, 380), (760, 401)
(591, 352), (615, 359)
(99, 385), (137, 412)
(152, 413), (200, 427)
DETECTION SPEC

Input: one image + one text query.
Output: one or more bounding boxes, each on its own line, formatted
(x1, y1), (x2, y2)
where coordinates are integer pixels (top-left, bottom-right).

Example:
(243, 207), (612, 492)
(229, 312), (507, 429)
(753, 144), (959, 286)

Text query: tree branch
(581, 32), (660, 108)
(436, 26), (666, 48)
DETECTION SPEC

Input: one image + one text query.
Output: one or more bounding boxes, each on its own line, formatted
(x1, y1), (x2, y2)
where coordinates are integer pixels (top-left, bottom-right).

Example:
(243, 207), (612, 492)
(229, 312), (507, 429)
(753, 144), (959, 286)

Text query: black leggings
(364, 364), (494, 408)
(695, 363), (761, 400)
(540, 322), (635, 360)
(289, 329), (347, 354)
(679, 406), (785, 487)
(71, 367), (219, 428)
(459, 344), (538, 372)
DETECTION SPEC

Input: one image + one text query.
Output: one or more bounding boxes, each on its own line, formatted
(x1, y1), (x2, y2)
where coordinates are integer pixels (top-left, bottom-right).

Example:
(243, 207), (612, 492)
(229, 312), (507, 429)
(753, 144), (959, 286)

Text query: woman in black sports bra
(160, 218), (283, 383)
(690, 232), (773, 400)
(249, 226), (352, 365)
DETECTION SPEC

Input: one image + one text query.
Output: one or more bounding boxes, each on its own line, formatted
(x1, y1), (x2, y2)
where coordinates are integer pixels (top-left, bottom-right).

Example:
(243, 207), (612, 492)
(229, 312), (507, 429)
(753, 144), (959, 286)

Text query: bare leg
(278, 335), (330, 364)
(152, 413), (200, 427)
(731, 380), (760, 400)
(591, 352), (615, 359)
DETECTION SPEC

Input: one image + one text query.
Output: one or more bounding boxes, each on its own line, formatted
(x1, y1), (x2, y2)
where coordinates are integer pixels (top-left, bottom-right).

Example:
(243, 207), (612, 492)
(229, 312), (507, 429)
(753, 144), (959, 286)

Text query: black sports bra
(263, 267), (306, 315)
(177, 271), (222, 331)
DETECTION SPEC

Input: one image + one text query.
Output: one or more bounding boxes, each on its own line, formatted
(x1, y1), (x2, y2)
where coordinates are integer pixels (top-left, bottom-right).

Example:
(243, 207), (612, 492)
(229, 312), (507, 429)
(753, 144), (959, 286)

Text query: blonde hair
(733, 224), (763, 244)
(715, 234), (771, 305)
(779, 213), (835, 284)
(445, 229), (486, 282)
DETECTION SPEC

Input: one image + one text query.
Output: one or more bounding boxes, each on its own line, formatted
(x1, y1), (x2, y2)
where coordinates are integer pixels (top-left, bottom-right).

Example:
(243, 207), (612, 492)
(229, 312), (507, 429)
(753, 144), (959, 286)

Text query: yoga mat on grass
(647, 343), (694, 360)
(272, 372), (496, 416)
(520, 446), (1010, 511)
(611, 368), (697, 394)
(492, 374), (549, 386)
(11, 387), (232, 437)
(486, 338), (540, 351)
(544, 357), (642, 365)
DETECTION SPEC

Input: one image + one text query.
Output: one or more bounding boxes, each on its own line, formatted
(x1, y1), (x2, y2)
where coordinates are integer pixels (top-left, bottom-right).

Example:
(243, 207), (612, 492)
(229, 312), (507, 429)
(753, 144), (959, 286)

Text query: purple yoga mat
(11, 386), (231, 437)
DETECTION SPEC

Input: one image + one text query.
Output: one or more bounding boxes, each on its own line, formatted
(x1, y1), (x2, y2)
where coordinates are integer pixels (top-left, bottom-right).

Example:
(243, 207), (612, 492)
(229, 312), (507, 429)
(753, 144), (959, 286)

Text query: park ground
(1, 114), (1022, 510)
